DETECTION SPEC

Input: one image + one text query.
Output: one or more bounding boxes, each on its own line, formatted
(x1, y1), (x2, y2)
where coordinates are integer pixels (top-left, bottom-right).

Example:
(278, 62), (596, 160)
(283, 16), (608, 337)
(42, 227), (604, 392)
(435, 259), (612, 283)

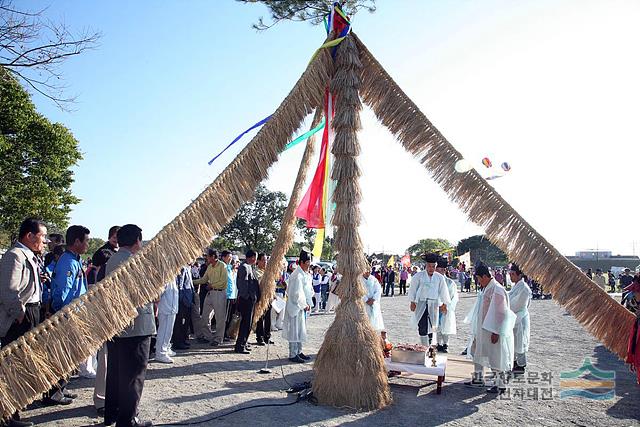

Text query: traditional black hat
(422, 253), (439, 263)
(436, 257), (448, 268)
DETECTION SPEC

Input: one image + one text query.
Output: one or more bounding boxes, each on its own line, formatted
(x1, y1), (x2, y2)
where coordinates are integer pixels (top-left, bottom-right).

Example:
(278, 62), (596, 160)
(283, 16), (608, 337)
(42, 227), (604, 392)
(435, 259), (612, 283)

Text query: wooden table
(384, 355), (447, 394)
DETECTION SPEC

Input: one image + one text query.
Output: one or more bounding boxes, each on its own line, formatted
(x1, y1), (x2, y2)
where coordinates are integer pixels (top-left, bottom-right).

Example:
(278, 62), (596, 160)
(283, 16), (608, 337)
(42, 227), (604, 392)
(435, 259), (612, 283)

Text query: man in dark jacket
(234, 250), (260, 354)
(91, 226), (119, 284)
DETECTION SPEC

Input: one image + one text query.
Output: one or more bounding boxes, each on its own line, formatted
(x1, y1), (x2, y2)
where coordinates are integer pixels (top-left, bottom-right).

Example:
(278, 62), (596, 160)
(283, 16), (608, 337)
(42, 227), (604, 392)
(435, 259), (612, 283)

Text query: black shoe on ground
(210, 340), (220, 347)
(436, 344), (444, 352)
(63, 391), (78, 399)
(289, 355), (305, 363)
(173, 343), (190, 350)
(196, 337), (209, 344)
(298, 353), (311, 360)
(234, 347), (250, 354)
(487, 386), (506, 394)
(267, 339), (275, 344)
(42, 396), (73, 406)
(512, 364), (526, 375)
(132, 417), (153, 427)
(8, 420), (34, 427)
(256, 341), (266, 346)
(461, 348), (468, 356)
(441, 345), (449, 353)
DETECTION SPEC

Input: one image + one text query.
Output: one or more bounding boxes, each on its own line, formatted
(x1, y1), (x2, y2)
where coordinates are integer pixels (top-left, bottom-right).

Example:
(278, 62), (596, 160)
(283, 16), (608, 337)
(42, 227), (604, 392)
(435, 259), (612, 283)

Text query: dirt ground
(21, 291), (639, 426)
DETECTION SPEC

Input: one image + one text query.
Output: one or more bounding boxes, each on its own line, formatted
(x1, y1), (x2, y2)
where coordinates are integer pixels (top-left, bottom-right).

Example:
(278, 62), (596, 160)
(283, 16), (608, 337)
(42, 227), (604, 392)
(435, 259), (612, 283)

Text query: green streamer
(284, 118), (326, 151)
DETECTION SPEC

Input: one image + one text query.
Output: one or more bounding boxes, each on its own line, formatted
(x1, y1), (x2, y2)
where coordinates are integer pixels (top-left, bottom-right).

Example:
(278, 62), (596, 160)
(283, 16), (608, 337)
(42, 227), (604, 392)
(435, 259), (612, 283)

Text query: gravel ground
(21, 291), (639, 426)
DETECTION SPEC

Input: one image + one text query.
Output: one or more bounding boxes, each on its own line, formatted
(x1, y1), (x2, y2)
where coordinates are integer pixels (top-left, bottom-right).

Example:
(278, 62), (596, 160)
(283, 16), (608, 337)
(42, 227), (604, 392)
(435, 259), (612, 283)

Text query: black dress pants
(1, 303), (40, 423)
(255, 306), (272, 344)
(417, 303), (433, 343)
(234, 296), (256, 350)
(172, 302), (191, 346)
(105, 335), (151, 427)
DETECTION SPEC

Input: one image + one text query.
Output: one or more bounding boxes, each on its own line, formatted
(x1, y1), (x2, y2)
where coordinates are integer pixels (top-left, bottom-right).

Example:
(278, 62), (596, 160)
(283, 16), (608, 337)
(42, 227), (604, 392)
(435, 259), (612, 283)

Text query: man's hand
(304, 305), (311, 312)
(366, 298), (375, 306)
(207, 284), (214, 291)
(440, 304), (448, 314)
(16, 312), (25, 324)
(491, 333), (499, 344)
(410, 302), (417, 312)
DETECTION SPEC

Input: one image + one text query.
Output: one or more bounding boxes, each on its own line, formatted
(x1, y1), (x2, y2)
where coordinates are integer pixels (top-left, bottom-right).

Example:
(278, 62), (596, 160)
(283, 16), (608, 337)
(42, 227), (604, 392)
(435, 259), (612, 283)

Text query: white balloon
(454, 159), (473, 173)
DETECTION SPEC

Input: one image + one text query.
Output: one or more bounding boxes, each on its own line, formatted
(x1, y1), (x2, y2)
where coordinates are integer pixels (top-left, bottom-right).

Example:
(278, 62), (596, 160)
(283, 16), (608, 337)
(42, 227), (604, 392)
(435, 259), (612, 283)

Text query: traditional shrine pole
(311, 33), (391, 410)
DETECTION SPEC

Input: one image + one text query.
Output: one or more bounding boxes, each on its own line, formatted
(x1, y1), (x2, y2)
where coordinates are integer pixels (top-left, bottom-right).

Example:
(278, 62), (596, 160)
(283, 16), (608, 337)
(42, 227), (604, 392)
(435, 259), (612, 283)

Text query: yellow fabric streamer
(313, 228), (325, 259)
(308, 36), (346, 65)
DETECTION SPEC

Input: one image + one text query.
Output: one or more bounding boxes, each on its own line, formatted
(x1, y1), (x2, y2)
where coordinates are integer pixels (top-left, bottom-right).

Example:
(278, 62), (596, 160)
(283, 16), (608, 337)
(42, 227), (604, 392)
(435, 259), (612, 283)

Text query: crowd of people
(2, 216), (640, 425)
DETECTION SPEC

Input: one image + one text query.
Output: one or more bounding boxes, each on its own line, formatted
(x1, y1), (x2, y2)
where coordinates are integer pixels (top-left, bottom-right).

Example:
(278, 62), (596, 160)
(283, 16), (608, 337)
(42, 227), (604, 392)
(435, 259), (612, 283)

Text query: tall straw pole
(311, 34), (391, 410)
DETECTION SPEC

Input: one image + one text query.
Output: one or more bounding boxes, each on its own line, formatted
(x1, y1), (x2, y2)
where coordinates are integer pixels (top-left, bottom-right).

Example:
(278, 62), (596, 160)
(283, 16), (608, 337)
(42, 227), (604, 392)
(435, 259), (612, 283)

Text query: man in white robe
(465, 265), (516, 394)
(283, 249), (313, 363)
(436, 257), (458, 353)
(409, 253), (451, 346)
(362, 271), (385, 332)
(508, 263), (532, 375)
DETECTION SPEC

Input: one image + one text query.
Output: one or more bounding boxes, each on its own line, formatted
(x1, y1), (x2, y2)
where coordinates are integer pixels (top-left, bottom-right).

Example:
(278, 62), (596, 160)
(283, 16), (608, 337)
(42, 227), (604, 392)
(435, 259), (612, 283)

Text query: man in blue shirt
(51, 225), (90, 312)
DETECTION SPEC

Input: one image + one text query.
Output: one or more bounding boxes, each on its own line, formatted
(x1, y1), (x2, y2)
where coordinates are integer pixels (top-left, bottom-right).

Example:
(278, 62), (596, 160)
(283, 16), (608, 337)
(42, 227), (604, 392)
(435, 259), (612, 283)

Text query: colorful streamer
(208, 115), (271, 165)
(284, 119), (326, 151)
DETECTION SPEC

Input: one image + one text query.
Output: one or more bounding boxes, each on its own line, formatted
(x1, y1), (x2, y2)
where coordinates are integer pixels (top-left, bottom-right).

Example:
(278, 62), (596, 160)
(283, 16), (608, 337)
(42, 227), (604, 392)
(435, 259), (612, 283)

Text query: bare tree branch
(0, 0), (99, 110)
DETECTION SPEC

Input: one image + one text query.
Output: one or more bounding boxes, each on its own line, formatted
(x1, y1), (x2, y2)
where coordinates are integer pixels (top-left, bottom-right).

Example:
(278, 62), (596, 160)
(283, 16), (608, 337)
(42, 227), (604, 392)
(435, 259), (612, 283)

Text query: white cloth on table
(362, 275), (385, 331)
(465, 279), (516, 372)
(508, 278), (532, 354)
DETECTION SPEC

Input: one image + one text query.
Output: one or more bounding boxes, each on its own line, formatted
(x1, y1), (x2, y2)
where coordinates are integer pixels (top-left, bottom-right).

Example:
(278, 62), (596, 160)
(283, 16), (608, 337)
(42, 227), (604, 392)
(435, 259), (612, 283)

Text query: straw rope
(353, 32), (633, 360)
(0, 49), (331, 418)
(253, 108), (323, 323)
(312, 34), (392, 410)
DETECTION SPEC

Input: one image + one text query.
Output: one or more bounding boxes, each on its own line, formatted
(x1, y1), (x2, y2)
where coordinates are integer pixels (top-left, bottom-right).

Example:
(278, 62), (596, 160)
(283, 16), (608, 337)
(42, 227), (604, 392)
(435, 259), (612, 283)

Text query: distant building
(566, 250), (639, 272)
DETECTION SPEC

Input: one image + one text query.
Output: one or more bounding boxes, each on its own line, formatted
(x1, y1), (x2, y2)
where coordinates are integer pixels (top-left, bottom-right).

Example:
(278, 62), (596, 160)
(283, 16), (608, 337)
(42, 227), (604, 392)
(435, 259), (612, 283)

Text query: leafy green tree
(238, 0), (376, 30)
(456, 235), (508, 266)
(406, 238), (453, 258)
(0, 70), (82, 241)
(86, 237), (105, 258)
(214, 185), (289, 254)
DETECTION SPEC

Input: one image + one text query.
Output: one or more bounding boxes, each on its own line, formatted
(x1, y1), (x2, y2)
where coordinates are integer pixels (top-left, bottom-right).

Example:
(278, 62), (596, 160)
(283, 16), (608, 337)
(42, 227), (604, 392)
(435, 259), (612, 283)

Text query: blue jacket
(226, 262), (237, 299)
(177, 266), (194, 308)
(51, 250), (87, 312)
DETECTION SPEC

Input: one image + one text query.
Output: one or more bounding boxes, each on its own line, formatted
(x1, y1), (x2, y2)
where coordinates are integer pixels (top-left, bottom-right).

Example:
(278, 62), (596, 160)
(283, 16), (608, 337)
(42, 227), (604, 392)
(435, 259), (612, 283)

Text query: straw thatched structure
(254, 108), (323, 322)
(0, 49), (331, 418)
(311, 35), (391, 410)
(0, 29), (633, 417)
(353, 32), (634, 359)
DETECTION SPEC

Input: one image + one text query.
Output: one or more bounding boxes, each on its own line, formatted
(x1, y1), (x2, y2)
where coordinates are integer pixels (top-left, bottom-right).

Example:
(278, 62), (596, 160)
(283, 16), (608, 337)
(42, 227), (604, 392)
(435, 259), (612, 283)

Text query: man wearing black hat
(408, 253), (451, 346)
(435, 257), (458, 353)
(507, 263), (532, 375)
(283, 249), (313, 363)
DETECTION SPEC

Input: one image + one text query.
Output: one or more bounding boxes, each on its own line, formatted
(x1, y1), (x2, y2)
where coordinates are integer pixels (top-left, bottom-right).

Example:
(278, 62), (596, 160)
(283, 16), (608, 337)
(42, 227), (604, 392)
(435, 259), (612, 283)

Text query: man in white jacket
(508, 263), (532, 375)
(283, 249), (313, 363)
(465, 265), (516, 394)
(362, 270), (385, 333)
(408, 253), (451, 346)
(436, 257), (458, 353)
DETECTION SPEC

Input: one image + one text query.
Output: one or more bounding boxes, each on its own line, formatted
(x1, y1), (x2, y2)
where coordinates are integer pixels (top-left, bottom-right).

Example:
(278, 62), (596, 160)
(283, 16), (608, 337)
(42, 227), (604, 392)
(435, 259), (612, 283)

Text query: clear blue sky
(30, 1), (640, 256)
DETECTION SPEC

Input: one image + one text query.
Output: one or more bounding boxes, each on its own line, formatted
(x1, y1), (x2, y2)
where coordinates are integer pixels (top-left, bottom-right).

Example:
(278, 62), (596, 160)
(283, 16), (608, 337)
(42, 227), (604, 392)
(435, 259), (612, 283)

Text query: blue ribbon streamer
(208, 115), (272, 165)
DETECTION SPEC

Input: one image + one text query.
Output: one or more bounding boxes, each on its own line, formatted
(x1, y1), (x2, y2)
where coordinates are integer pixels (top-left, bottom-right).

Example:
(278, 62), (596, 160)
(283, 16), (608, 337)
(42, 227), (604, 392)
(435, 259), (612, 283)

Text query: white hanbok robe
(408, 271), (451, 333)
(283, 266), (312, 343)
(508, 278), (532, 354)
(438, 277), (458, 335)
(362, 275), (385, 331)
(465, 279), (516, 371)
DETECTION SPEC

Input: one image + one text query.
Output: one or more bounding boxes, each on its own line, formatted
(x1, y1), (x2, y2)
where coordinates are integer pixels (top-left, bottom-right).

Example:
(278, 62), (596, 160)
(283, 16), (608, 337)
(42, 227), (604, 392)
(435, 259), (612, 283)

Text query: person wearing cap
(362, 269), (385, 334)
(507, 263), (532, 375)
(408, 253), (451, 346)
(283, 249), (313, 363)
(464, 265), (516, 394)
(435, 257), (458, 353)
(624, 276), (640, 384)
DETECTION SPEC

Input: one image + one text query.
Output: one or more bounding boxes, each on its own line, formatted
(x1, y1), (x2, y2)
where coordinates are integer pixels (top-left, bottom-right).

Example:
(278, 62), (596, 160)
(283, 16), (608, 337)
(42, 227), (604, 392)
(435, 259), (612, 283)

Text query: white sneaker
(155, 355), (174, 364)
(168, 350), (177, 357)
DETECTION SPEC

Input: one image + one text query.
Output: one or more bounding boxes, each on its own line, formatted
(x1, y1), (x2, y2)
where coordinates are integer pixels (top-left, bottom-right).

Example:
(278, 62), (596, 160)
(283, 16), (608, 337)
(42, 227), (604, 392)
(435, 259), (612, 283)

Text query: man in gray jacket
(103, 224), (154, 427)
(0, 218), (48, 427)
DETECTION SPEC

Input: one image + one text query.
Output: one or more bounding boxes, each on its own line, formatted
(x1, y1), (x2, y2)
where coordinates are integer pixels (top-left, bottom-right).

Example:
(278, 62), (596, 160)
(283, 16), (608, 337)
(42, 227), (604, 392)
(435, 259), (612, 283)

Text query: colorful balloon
(454, 159), (473, 173)
(482, 157), (492, 168)
(501, 162), (511, 172)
